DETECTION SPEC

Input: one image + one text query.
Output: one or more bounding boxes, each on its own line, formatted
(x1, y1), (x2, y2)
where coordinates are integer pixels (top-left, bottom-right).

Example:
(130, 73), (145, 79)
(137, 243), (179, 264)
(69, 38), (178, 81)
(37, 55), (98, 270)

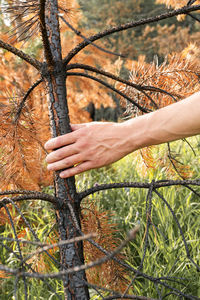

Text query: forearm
(122, 92), (200, 152)
(45, 91), (200, 178)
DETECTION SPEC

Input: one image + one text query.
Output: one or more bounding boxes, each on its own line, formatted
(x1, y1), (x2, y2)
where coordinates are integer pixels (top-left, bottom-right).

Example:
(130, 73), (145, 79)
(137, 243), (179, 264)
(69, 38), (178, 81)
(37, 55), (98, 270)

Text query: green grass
(77, 137), (200, 298)
(1, 137), (200, 299)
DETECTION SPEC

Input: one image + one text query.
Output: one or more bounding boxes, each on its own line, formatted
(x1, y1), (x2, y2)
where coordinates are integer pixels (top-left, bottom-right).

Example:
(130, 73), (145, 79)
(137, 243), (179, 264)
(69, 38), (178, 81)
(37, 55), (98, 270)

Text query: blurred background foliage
(78, 0), (200, 61)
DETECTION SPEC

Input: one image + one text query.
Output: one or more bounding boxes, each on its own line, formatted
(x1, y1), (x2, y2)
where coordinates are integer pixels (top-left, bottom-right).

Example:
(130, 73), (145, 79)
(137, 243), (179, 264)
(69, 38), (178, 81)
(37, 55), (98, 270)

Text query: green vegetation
(1, 137), (200, 298)
(78, 137), (200, 298)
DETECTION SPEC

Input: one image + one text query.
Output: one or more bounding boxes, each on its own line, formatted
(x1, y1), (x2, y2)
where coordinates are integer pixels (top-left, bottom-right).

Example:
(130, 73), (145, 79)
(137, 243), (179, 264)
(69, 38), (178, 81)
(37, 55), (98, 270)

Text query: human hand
(44, 122), (133, 178)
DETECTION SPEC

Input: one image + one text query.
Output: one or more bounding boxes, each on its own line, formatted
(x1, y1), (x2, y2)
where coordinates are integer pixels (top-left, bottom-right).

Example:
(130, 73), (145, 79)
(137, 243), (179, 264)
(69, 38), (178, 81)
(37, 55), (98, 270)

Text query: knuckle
(77, 165), (83, 172)
(55, 136), (64, 148)
(78, 140), (87, 149)
(63, 158), (71, 167)
(56, 150), (64, 160)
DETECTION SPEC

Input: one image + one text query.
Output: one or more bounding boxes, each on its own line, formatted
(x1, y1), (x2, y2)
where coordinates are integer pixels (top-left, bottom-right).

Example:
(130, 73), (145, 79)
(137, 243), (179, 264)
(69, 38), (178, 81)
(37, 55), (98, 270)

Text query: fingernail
(45, 140), (52, 148)
(45, 155), (50, 163)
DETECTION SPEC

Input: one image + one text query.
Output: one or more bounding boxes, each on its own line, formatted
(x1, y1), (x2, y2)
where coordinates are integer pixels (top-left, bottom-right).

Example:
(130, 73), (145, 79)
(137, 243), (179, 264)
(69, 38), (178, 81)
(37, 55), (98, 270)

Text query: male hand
(44, 122), (132, 178)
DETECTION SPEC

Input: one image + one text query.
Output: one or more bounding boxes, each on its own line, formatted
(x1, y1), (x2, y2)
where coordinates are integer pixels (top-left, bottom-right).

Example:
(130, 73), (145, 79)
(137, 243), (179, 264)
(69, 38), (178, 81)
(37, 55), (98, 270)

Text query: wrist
(118, 115), (151, 154)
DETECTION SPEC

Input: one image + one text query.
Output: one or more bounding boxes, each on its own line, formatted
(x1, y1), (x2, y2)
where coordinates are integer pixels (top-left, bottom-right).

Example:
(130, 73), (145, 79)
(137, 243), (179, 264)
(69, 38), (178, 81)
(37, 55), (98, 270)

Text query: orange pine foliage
(124, 46), (200, 115)
(81, 203), (128, 292)
(0, 0), (120, 190)
(0, 270), (9, 278)
(156, 0), (200, 9)
(123, 44), (200, 179)
(156, 0), (200, 20)
(0, 55), (51, 190)
(137, 24), (200, 58)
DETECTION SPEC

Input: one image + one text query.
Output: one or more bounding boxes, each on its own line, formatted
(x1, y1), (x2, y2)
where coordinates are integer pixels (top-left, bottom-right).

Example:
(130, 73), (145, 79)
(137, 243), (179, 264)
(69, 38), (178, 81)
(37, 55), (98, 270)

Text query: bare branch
(20, 233), (97, 265)
(187, 0), (198, 6)
(182, 138), (197, 156)
(39, 0), (53, 66)
(14, 78), (43, 123)
(78, 179), (200, 200)
(0, 225), (139, 279)
(60, 15), (125, 58)
(63, 5), (200, 64)
(0, 194), (57, 207)
(0, 39), (42, 70)
(187, 12), (200, 22)
(67, 63), (178, 102)
(0, 240), (62, 299)
(0, 189), (48, 196)
(66, 72), (150, 113)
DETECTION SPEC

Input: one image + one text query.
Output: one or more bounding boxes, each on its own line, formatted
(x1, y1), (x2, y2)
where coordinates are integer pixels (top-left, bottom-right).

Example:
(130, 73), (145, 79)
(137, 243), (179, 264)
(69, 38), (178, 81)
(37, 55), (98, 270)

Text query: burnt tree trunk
(41, 0), (90, 299)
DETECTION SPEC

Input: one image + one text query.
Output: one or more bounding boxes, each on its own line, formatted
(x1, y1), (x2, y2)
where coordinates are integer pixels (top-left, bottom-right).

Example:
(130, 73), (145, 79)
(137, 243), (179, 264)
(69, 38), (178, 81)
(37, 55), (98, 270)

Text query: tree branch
(14, 78), (43, 123)
(187, 12), (200, 22)
(63, 5), (200, 64)
(66, 72), (150, 113)
(39, 0), (53, 66)
(20, 233), (97, 266)
(0, 39), (42, 70)
(0, 239), (62, 300)
(66, 63), (178, 102)
(0, 226), (139, 279)
(78, 179), (200, 200)
(0, 194), (57, 207)
(60, 16), (125, 58)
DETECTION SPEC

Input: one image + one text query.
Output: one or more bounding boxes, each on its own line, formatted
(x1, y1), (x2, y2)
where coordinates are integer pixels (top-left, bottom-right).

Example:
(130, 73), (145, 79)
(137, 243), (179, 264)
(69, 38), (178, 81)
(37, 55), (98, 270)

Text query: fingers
(47, 154), (82, 171)
(59, 161), (92, 178)
(46, 144), (78, 164)
(44, 131), (76, 150)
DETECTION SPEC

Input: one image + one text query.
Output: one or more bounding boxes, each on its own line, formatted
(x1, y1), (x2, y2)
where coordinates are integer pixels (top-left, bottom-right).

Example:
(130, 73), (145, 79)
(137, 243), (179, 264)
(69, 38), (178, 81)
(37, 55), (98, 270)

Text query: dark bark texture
(42, 0), (89, 298)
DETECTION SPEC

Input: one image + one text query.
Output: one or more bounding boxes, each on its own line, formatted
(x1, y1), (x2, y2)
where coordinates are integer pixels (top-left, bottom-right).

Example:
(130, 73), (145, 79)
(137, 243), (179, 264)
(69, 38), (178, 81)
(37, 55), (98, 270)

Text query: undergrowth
(1, 137), (200, 299)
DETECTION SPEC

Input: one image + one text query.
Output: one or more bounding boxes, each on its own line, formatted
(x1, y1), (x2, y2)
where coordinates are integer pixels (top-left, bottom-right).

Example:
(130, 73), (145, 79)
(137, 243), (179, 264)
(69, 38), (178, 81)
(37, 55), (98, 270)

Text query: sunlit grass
(1, 137), (200, 298)
(77, 137), (200, 298)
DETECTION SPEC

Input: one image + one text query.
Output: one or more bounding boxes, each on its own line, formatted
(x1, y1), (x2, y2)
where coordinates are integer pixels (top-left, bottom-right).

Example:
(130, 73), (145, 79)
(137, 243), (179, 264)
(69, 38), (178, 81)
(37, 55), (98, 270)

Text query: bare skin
(45, 92), (200, 178)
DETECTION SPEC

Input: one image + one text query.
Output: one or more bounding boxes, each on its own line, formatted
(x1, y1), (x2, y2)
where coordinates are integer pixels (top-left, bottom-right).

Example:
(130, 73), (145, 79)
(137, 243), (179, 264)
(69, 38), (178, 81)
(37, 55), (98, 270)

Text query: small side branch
(0, 39), (42, 70)
(187, 12), (200, 22)
(0, 226), (139, 279)
(20, 233), (97, 266)
(60, 16), (125, 58)
(39, 0), (53, 66)
(14, 78), (43, 123)
(154, 190), (200, 272)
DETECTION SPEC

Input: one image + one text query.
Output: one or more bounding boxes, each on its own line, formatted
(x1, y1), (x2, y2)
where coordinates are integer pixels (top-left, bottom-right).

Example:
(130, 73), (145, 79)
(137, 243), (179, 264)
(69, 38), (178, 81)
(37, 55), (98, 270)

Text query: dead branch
(63, 4), (200, 64)
(0, 39), (42, 70)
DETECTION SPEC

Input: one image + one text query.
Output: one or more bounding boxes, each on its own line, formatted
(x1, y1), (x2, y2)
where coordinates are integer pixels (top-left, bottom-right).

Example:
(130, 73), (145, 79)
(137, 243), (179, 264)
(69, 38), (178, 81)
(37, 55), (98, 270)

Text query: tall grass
(77, 137), (200, 298)
(1, 138), (200, 298)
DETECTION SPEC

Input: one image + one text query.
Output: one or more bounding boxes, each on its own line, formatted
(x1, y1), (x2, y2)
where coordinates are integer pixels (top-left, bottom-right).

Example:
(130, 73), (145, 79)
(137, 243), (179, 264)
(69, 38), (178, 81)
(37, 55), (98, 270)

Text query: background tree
(0, 0), (200, 299)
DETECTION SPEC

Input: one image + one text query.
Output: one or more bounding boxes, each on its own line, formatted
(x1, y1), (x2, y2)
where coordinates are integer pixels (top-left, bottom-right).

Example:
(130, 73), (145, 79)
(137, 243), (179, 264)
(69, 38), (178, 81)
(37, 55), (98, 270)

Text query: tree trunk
(42, 0), (90, 298)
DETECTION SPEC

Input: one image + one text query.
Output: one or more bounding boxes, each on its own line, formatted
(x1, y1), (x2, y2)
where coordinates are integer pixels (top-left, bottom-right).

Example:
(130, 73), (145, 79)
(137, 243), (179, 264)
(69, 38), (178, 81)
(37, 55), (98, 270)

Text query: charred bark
(41, 0), (89, 298)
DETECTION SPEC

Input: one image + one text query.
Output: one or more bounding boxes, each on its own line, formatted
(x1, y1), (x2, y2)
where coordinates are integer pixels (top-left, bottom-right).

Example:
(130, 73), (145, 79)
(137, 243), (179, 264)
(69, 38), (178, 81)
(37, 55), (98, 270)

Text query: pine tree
(0, 0), (200, 299)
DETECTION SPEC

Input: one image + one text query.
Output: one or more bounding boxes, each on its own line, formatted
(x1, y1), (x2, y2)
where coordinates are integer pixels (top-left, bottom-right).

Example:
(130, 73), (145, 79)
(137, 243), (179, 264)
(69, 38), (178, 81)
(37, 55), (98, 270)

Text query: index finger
(44, 131), (76, 150)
